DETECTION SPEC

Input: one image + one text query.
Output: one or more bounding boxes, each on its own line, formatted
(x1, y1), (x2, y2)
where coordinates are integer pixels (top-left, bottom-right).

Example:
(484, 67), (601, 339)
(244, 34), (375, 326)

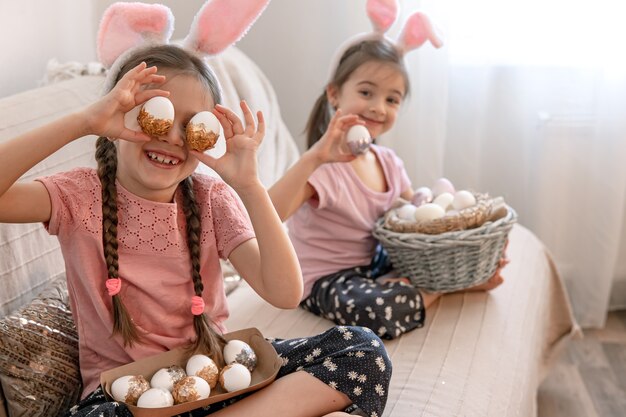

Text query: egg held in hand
(223, 339), (257, 372)
(137, 96), (175, 136)
(345, 124), (372, 155)
(185, 111), (221, 152)
(110, 375), (150, 406)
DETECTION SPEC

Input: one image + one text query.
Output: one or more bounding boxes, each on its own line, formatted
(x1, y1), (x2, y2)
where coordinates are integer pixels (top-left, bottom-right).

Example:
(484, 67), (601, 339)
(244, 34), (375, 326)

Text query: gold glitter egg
(185, 111), (220, 152)
(110, 374), (150, 405)
(186, 354), (219, 388)
(137, 96), (175, 136)
(172, 375), (211, 404)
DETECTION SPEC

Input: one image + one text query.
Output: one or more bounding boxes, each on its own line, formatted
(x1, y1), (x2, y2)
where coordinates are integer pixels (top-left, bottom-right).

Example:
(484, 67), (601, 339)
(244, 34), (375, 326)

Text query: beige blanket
(225, 224), (580, 417)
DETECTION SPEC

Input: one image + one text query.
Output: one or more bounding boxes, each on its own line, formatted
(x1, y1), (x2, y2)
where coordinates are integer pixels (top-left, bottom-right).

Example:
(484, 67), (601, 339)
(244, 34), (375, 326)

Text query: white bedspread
(225, 224), (580, 417)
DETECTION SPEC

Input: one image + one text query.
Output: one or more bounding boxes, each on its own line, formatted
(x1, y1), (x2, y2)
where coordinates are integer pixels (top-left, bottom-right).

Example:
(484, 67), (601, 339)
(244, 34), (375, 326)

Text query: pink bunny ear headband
(97, 0), (270, 94)
(327, 0), (443, 82)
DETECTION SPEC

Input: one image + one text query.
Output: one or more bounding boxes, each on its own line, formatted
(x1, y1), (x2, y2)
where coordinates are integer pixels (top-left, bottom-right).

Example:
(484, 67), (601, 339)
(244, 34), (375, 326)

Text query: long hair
(305, 39), (410, 148)
(96, 44), (225, 363)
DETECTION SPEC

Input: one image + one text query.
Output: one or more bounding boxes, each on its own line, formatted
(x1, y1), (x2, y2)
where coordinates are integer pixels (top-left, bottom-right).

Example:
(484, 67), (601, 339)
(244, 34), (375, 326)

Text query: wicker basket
(372, 206), (517, 293)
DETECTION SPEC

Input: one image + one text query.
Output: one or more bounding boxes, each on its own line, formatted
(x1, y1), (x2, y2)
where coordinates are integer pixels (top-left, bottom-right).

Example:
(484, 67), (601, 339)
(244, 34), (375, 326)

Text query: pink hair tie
(106, 277), (122, 296)
(191, 296), (205, 316)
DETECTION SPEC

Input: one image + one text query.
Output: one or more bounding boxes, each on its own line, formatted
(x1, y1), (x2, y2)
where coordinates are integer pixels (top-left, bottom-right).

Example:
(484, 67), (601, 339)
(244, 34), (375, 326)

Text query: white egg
(186, 111), (221, 151)
(172, 375), (211, 404)
(444, 209), (459, 217)
(431, 177), (455, 197)
(137, 96), (175, 136)
(219, 363), (252, 392)
(396, 204), (418, 221)
(413, 203), (445, 222)
(143, 96), (175, 120)
(186, 354), (219, 388)
(411, 187), (433, 206)
(223, 339), (257, 372)
(345, 124), (372, 155)
(110, 375), (150, 405)
(150, 365), (186, 392)
(136, 387), (174, 408)
(452, 190), (477, 211)
(433, 192), (454, 211)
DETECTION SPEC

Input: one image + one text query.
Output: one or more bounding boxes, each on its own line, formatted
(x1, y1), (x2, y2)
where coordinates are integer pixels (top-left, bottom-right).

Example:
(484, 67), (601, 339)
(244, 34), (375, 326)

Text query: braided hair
(96, 45), (225, 363)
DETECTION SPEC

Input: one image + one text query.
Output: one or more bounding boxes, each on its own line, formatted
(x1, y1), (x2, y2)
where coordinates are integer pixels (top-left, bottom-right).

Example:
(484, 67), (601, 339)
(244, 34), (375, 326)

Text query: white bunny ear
(183, 0), (270, 56)
(396, 11), (443, 54)
(97, 2), (174, 68)
(366, 0), (399, 34)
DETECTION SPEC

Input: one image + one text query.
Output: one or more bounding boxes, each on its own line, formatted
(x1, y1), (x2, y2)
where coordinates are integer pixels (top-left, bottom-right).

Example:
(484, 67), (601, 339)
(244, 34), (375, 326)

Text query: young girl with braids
(270, 2), (507, 339)
(0, 3), (391, 417)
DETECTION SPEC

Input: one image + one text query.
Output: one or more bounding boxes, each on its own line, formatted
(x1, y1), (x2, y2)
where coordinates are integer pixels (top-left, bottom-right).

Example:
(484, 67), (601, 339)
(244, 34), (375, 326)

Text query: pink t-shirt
(37, 168), (255, 397)
(287, 145), (411, 298)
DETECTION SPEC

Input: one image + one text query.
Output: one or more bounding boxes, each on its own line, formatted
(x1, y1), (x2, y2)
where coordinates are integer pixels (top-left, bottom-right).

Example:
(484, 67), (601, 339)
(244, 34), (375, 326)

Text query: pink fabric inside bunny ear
(366, 0), (399, 34)
(97, 2), (174, 68)
(396, 11), (443, 54)
(183, 0), (270, 56)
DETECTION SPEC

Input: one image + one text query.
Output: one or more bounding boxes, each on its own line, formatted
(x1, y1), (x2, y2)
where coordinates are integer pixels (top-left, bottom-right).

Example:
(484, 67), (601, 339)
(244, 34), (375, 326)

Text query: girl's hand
(191, 100), (265, 192)
(309, 109), (362, 164)
(83, 62), (169, 142)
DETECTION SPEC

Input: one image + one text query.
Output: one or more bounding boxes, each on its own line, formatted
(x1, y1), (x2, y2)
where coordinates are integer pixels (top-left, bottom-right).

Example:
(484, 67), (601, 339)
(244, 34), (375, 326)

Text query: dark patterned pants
(64, 327), (391, 417)
(301, 245), (425, 339)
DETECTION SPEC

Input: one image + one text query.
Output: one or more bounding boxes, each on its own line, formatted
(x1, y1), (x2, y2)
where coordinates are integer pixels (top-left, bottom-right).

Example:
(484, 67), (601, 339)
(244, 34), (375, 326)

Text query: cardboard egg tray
(100, 327), (281, 417)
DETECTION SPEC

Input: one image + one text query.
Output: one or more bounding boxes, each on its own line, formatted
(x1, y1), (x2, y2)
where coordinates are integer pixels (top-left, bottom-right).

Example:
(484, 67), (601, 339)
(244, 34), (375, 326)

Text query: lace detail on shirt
(194, 178), (253, 259)
(116, 194), (184, 255)
(51, 169), (102, 235)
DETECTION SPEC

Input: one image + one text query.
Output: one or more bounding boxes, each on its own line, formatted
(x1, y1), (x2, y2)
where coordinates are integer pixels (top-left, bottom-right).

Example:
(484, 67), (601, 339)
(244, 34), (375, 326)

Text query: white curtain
(377, 0), (626, 327)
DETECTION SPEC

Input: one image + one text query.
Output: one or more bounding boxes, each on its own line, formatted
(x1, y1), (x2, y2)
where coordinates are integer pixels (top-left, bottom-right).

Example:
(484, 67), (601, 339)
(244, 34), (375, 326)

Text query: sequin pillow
(0, 277), (81, 417)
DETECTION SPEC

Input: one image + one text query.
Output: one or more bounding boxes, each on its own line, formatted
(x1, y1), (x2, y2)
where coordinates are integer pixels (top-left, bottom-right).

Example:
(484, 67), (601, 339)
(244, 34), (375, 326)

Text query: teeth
(147, 152), (180, 165)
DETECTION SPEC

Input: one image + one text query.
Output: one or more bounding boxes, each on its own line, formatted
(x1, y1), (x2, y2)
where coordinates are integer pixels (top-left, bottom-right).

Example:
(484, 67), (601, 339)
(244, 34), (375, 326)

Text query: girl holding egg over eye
(0, 2), (392, 417)
(270, 0), (508, 340)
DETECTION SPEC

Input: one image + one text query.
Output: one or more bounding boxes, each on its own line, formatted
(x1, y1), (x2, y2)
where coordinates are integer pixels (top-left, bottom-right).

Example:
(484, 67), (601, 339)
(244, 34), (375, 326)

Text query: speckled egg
(172, 375), (211, 404)
(186, 354), (220, 388)
(150, 365), (186, 392)
(223, 339), (257, 372)
(219, 363), (252, 392)
(110, 375), (150, 406)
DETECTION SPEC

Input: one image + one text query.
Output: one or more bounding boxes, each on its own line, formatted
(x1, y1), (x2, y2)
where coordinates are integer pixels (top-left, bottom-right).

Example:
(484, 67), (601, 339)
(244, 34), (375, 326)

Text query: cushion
(0, 277), (81, 417)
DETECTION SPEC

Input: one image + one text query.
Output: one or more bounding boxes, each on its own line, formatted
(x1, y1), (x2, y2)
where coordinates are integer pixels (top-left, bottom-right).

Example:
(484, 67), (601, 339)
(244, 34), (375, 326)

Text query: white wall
(0, 0), (361, 152)
(0, 1), (97, 97)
